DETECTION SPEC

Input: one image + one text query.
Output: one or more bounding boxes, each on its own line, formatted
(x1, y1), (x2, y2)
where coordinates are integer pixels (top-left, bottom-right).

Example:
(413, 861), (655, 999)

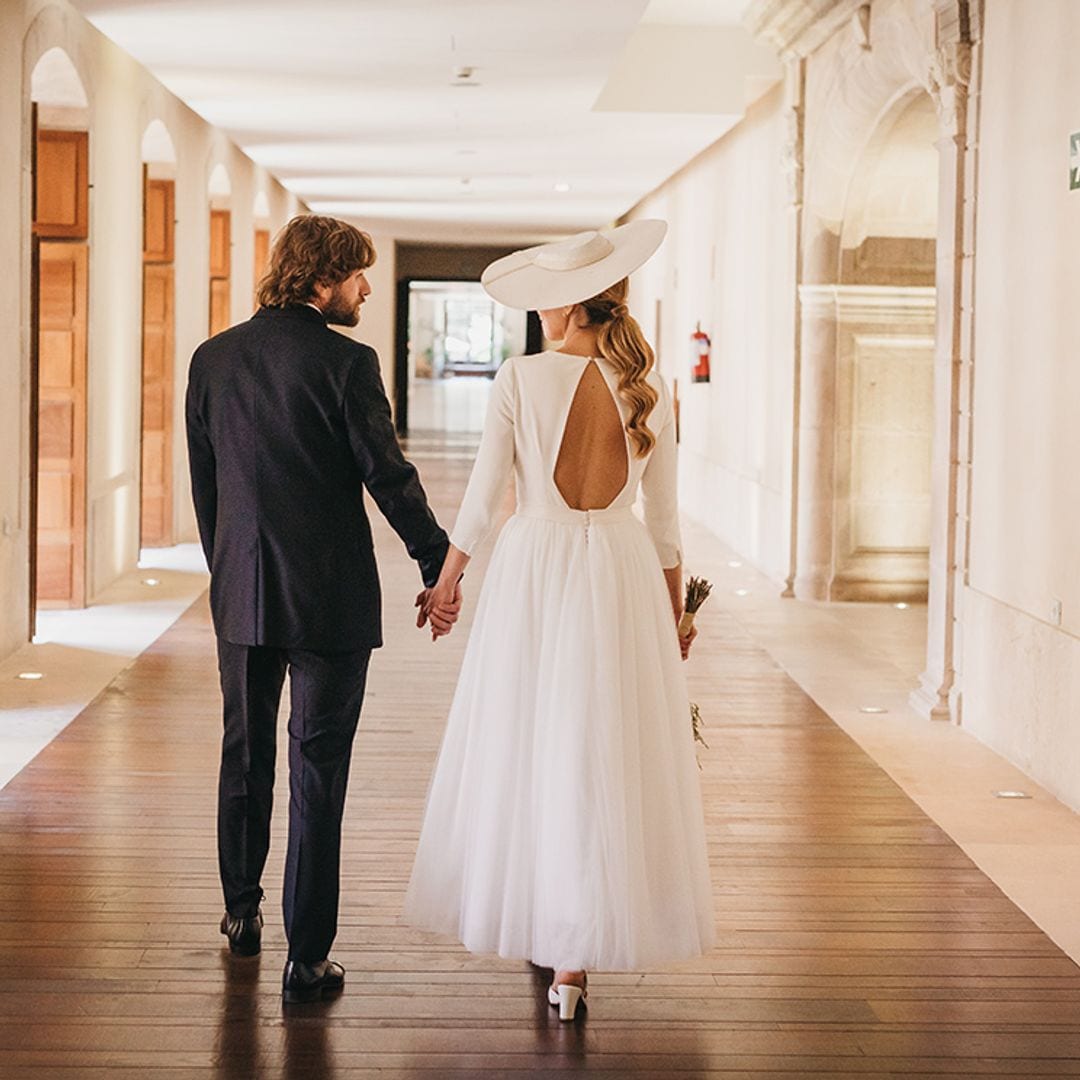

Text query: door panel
(253, 227), (270, 307)
(143, 178), (175, 263)
(141, 262), (174, 546)
(36, 242), (88, 607)
(209, 209), (231, 335)
(34, 131), (88, 239)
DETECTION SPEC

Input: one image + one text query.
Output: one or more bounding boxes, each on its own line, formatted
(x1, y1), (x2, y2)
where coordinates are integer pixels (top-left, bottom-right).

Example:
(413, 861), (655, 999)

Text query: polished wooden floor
(3, 447), (1080, 1078)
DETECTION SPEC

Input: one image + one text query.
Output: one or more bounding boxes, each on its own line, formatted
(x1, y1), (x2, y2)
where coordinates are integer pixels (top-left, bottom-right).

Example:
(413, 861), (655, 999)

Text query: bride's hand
(416, 581), (462, 639)
(677, 622), (697, 661)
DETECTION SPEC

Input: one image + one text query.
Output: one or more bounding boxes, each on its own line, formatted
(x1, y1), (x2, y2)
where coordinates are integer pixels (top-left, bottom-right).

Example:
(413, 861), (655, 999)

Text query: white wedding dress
(403, 350), (714, 971)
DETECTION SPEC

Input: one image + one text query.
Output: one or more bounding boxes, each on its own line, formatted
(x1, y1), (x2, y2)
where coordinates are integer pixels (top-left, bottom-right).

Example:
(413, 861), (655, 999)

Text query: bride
(404, 220), (714, 1020)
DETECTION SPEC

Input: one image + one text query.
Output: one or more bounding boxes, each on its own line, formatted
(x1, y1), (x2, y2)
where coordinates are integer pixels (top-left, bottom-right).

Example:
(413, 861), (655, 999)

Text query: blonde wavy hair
(256, 215), (375, 308)
(576, 278), (658, 457)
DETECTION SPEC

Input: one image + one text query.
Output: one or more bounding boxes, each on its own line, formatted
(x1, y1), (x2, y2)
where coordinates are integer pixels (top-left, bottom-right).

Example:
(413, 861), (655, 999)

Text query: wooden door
(209, 209), (231, 335)
(143, 176), (174, 263)
(141, 175), (175, 547)
(253, 227), (269, 307)
(36, 242), (88, 607)
(35, 130), (88, 239)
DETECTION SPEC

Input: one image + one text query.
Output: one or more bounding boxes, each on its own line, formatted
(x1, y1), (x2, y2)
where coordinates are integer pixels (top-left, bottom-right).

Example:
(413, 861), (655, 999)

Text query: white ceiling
(72, 0), (775, 243)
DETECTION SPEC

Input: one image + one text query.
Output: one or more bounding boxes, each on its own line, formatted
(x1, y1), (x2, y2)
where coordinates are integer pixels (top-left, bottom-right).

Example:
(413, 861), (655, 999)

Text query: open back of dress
(552, 360), (629, 511)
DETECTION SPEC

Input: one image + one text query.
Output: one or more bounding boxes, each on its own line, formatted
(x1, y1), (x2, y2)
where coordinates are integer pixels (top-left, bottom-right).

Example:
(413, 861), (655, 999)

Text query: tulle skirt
(403, 505), (715, 970)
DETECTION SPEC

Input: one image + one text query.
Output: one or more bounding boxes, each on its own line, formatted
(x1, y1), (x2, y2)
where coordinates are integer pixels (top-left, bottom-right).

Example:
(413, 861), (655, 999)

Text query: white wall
(625, 84), (795, 583)
(961, 0), (1080, 808)
(0, 0), (298, 661)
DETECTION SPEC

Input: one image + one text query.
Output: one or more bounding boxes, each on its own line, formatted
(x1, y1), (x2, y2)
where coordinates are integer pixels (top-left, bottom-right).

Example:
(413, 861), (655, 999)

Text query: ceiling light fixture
(17, 672), (43, 681)
(894, 602), (909, 610)
(451, 65), (481, 87)
(727, 560), (742, 568)
(142, 578), (161, 587)
(553, 182), (571, 193)
(859, 706), (887, 714)
(734, 589), (750, 597)
(993, 790), (1033, 799)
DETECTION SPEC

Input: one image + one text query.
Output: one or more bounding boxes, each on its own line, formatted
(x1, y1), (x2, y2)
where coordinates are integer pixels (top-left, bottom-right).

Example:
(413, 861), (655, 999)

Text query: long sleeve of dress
(640, 383), (682, 569)
(449, 358), (517, 556)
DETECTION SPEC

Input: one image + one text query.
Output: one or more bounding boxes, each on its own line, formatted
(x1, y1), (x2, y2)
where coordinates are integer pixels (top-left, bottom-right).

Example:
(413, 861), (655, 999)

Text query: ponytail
(579, 279), (657, 457)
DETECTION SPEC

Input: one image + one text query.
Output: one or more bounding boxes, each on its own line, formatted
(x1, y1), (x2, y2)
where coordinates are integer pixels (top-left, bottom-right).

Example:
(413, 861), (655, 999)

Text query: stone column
(792, 277), (838, 600)
(911, 42), (973, 721)
(782, 58), (806, 598)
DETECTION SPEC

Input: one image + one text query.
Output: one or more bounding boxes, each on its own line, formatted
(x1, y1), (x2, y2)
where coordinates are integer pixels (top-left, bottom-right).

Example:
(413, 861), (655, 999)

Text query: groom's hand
(415, 583), (462, 639)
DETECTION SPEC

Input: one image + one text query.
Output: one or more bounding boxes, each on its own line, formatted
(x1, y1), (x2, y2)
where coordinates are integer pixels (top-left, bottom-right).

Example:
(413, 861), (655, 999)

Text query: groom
(186, 214), (458, 1003)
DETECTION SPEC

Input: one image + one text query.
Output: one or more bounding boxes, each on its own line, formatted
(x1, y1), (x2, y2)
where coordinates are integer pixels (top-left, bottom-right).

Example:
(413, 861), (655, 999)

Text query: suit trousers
(215, 638), (371, 962)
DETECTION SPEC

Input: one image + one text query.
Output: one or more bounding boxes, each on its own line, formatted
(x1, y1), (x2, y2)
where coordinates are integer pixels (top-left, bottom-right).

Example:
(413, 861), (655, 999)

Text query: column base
(909, 670), (954, 722)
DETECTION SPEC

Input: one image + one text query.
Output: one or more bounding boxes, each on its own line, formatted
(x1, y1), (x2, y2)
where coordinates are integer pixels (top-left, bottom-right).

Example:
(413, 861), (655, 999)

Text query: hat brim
(480, 219), (667, 310)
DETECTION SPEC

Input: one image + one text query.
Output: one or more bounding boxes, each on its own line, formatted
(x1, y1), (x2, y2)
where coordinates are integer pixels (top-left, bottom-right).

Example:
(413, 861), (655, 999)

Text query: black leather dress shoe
(282, 959), (346, 1003)
(220, 910), (263, 956)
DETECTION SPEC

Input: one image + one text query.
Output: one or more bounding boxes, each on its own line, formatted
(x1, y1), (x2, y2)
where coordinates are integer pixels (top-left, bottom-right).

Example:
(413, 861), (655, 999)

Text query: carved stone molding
(780, 61), (806, 207)
(927, 41), (973, 136)
(799, 284), (936, 324)
(744, 0), (863, 58)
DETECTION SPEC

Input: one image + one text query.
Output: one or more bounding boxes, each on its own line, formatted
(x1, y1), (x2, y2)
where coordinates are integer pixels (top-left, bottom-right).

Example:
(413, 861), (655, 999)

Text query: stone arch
(252, 189), (271, 221)
(208, 161), (232, 204)
(23, 6), (94, 115)
(786, 0), (979, 729)
(140, 118), (176, 166)
(29, 45), (88, 110)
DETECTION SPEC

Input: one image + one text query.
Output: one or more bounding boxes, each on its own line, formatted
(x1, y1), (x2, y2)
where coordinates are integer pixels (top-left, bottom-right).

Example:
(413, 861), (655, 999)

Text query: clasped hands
(415, 581), (463, 641)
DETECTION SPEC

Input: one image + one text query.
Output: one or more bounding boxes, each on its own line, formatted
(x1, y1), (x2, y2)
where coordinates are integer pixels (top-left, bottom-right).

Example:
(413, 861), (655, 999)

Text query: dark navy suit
(186, 304), (447, 961)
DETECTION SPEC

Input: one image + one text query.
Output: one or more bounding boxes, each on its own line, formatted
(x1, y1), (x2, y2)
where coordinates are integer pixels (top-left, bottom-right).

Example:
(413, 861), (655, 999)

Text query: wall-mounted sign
(1071, 132), (1080, 191)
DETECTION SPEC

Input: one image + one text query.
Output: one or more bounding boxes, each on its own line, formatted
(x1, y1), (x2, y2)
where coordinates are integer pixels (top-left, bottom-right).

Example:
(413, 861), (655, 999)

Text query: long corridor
(2, 448), (1079, 1079)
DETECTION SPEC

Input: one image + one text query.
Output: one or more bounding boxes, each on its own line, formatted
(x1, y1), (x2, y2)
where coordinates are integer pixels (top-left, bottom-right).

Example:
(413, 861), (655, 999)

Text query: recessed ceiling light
(727, 560), (742, 568)
(734, 589), (749, 597)
(17, 672), (43, 681)
(451, 65), (481, 87)
(859, 706), (887, 714)
(553, 182), (571, 193)
(142, 578), (161, 587)
(993, 790), (1032, 799)
(894, 602), (909, 610)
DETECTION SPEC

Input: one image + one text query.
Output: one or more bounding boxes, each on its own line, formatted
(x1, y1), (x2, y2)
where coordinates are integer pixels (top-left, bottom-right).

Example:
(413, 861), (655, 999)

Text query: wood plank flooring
(2, 445), (1080, 1078)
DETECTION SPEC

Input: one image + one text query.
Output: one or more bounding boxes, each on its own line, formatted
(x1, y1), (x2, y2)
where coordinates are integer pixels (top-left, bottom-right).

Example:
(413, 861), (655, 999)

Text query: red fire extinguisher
(691, 323), (711, 383)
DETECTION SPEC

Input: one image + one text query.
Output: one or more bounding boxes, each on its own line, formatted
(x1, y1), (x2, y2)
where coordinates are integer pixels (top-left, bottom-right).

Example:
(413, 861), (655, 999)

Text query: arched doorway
(207, 163), (232, 335)
(831, 91), (939, 601)
(29, 46), (90, 615)
(139, 119), (177, 548)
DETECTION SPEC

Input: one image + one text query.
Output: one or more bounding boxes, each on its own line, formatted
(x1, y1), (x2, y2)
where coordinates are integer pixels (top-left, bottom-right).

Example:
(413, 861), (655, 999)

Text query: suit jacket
(185, 305), (449, 651)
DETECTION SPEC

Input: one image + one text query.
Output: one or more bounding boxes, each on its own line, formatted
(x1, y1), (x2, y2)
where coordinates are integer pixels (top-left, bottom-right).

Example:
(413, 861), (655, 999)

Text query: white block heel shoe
(547, 981), (586, 1021)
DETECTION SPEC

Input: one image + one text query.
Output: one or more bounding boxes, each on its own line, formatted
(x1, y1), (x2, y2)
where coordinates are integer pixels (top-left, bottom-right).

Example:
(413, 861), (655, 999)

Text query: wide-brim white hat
(480, 219), (667, 310)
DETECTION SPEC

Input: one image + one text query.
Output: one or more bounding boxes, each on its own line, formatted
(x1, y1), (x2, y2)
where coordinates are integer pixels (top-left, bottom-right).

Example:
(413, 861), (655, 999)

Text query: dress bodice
(449, 350), (682, 568)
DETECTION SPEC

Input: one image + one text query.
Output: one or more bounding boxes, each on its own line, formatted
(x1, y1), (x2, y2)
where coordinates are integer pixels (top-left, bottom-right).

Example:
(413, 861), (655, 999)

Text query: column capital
(927, 41), (972, 139)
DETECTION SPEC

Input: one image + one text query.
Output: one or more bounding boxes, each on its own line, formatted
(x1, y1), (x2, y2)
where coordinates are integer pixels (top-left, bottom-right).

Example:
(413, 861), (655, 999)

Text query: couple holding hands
(186, 213), (713, 1015)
